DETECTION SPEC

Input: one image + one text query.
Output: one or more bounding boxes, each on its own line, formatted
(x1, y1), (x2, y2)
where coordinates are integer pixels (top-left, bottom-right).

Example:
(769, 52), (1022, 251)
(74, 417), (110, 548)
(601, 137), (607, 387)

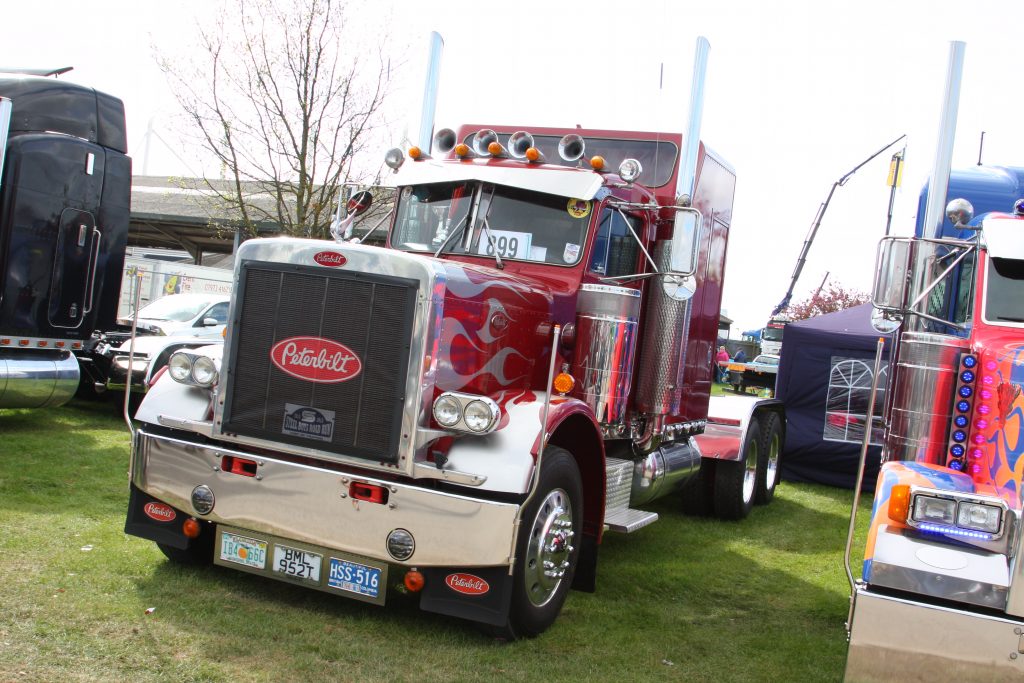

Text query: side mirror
(202, 317), (220, 327)
(872, 237), (911, 311)
(346, 190), (374, 217)
(669, 208), (702, 274)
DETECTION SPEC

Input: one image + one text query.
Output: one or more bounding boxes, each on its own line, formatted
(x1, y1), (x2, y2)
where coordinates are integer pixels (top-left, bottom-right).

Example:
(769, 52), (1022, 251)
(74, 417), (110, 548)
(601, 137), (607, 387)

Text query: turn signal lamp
(408, 146), (424, 160)
(404, 569), (425, 592)
(182, 518), (201, 539)
(488, 141), (503, 156)
(454, 143), (471, 159)
(590, 155), (606, 171)
(888, 484), (911, 522)
(553, 372), (575, 395)
(525, 147), (542, 163)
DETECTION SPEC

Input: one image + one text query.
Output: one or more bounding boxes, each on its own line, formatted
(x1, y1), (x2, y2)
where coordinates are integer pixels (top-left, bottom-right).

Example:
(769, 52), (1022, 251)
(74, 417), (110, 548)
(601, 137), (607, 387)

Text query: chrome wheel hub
(766, 432), (780, 490)
(742, 438), (758, 503)
(524, 488), (574, 607)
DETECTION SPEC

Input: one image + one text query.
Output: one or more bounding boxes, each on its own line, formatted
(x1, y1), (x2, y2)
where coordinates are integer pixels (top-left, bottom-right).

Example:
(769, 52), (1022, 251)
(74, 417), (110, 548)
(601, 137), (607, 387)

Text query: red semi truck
(123, 40), (784, 636)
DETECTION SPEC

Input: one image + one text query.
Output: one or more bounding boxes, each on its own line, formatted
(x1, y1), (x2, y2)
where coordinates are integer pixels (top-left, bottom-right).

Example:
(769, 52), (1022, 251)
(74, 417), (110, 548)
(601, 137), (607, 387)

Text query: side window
(589, 209), (641, 278)
(204, 302), (229, 324)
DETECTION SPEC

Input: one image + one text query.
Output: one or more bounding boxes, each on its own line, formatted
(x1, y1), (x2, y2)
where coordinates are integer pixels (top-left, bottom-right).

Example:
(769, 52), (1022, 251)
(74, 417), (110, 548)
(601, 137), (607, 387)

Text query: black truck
(0, 75), (130, 408)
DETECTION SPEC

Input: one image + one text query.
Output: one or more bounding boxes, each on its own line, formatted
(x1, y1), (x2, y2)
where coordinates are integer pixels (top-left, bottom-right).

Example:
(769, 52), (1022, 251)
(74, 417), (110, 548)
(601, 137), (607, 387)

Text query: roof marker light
(590, 155), (606, 171)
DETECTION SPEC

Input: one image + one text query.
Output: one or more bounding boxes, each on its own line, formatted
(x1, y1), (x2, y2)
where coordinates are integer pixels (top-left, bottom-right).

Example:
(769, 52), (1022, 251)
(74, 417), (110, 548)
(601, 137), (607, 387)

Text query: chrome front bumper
(131, 429), (519, 568)
(846, 587), (1024, 682)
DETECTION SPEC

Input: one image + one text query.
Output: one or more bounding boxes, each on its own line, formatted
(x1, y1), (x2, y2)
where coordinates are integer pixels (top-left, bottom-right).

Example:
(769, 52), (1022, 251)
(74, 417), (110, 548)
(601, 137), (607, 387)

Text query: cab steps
(603, 457), (658, 533)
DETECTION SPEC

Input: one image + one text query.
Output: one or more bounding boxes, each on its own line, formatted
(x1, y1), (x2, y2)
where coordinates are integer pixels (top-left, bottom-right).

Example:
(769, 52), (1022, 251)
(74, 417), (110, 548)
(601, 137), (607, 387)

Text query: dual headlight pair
(906, 489), (1007, 538)
(168, 351), (219, 388)
(432, 392), (499, 434)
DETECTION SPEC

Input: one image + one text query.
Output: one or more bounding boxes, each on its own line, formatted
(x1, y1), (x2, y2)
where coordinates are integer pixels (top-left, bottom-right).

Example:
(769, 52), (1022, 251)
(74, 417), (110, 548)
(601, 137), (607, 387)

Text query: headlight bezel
(431, 392), (501, 435)
(167, 350), (220, 389)
(906, 486), (1009, 540)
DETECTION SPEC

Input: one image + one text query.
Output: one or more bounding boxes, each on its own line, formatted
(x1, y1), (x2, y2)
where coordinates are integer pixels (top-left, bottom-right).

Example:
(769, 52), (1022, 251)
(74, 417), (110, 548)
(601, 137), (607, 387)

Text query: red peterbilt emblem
(445, 573), (490, 595)
(143, 502), (177, 523)
(313, 251), (347, 267)
(270, 336), (362, 383)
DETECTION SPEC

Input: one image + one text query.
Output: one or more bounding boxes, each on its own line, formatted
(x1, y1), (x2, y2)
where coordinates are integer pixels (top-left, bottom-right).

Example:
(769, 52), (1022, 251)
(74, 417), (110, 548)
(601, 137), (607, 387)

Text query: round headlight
(191, 356), (218, 387)
(384, 147), (405, 170)
(433, 394), (462, 427)
(618, 158), (643, 183)
(386, 528), (415, 561)
(191, 485), (215, 515)
(168, 352), (193, 382)
(463, 399), (496, 432)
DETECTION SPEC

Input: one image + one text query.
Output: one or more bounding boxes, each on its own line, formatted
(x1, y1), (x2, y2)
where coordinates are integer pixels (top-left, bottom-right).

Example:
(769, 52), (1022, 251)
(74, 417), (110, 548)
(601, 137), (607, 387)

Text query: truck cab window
(589, 208), (640, 278)
(392, 182), (591, 266)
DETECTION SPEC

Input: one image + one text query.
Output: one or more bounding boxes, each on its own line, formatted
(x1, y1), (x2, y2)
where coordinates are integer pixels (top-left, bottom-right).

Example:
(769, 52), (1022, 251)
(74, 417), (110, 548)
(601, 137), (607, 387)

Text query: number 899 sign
(476, 229), (532, 260)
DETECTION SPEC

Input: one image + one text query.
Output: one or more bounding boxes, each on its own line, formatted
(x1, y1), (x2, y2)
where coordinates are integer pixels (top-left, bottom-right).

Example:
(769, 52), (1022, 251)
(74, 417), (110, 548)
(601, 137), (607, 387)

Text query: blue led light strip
(918, 522), (992, 540)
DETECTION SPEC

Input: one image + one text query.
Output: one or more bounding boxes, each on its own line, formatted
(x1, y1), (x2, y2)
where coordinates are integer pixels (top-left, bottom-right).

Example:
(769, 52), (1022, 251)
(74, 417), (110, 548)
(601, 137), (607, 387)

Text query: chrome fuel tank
(570, 284), (641, 428)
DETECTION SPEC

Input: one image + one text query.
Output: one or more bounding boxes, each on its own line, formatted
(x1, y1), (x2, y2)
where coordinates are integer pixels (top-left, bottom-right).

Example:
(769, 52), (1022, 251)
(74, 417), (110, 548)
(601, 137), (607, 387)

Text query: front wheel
(503, 447), (582, 638)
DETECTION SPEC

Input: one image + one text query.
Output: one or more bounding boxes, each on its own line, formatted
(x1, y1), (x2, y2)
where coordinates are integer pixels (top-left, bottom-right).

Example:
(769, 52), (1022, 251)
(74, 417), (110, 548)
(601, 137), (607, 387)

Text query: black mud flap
(418, 566), (514, 627)
(124, 483), (193, 550)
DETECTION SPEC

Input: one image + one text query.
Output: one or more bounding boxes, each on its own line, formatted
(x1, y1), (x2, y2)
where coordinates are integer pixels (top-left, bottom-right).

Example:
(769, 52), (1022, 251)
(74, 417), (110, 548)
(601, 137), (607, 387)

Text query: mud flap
(124, 483), (193, 550)
(418, 566), (514, 627)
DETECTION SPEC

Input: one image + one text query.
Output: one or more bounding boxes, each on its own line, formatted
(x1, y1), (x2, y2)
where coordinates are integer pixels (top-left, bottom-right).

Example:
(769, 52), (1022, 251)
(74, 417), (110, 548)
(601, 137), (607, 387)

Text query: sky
(5, 0), (1024, 336)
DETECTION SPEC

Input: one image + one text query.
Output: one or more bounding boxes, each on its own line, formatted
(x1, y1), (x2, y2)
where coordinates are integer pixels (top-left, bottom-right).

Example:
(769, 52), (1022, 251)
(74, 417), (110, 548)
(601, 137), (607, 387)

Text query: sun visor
(384, 160), (604, 200)
(982, 217), (1024, 259)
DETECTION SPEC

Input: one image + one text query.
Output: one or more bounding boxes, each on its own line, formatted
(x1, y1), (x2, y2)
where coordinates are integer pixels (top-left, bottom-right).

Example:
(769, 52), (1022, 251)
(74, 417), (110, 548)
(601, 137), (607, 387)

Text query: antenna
(977, 130), (985, 166)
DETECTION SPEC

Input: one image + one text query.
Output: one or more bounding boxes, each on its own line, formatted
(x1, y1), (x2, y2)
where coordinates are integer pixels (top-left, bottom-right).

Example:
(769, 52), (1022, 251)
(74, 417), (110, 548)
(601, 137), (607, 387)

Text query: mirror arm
(614, 207), (659, 274)
(906, 244), (975, 312)
(355, 213), (392, 244)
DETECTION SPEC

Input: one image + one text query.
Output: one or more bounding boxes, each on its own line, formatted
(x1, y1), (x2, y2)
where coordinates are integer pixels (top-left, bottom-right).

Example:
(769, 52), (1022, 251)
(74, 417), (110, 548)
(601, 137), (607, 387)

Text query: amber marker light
(488, 141), (502, 156)
(19, 339), (29, 346)
(182, 518), (202, 539)
(553, 372), (575, 395)
(408, 146), (423, 160)
(404, 569), (425, 593)
(55, 341), (66, 348)
(590, 155), (606, 171)
(888, 485), (911, 522)
(454, 143), (471, 158)
(525, 147), (541, 162)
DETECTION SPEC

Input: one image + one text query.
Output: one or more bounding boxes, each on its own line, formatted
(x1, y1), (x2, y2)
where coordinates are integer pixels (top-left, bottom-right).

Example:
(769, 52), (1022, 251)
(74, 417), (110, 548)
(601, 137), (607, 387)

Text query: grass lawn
(0, 399), (869, 682)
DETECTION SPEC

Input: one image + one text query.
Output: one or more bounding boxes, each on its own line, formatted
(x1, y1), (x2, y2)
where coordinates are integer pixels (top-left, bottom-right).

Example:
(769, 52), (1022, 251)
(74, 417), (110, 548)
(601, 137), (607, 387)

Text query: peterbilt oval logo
(445, 573), (490, 595)
(143, 502), (177, 523)
(313, 251), (347, 267)
(270, 336), (362, 383)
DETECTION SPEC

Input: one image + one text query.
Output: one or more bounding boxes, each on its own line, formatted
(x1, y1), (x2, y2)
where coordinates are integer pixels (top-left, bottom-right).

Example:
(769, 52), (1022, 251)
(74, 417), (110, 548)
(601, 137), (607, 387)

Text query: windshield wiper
(480, 215), (503, 270)
(433, 212), (470, 258)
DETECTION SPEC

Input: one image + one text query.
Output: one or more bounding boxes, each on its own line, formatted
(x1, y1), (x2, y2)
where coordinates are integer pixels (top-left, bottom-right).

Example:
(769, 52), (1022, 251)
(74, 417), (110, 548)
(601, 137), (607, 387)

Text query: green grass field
(0, 399), (868, 682)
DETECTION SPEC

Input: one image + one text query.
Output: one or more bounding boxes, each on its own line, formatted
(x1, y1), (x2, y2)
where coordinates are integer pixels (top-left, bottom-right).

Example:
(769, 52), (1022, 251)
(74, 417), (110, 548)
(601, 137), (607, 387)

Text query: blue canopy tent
(776, 304), (892, 489)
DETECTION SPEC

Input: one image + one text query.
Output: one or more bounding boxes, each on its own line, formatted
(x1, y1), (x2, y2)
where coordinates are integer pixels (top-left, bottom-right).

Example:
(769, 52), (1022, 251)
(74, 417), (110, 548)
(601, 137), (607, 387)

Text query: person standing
(716, 345), (730, 382)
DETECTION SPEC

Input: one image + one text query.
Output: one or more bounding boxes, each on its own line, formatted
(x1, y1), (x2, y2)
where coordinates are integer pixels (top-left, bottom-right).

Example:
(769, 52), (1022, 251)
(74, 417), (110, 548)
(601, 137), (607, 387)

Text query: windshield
(136, 296), (212, 322)
(392, 181), (592, 266)
(763, 323), (785, 342)
(984, 257), (1024, 324)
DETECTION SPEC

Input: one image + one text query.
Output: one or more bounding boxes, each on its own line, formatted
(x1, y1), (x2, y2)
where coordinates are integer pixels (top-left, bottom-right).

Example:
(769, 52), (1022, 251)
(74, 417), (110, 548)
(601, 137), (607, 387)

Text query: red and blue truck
(845, 41), (1024, 680)
(122, 38), (785, 637)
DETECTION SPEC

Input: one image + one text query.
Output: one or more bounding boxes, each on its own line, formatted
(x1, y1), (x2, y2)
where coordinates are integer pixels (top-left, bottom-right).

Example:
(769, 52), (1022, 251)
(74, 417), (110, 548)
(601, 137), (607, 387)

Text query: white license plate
(327, 557), (382, 598)
(272, 545), (322, 582)
(220, 532), (267, 569)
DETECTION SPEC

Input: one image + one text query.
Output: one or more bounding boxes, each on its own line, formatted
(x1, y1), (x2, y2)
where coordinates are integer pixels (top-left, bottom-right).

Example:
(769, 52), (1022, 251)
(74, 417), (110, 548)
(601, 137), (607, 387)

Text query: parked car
(101, 294), (230, 395)
(117, 293), (230, 338)
(728, 353), (780, 395)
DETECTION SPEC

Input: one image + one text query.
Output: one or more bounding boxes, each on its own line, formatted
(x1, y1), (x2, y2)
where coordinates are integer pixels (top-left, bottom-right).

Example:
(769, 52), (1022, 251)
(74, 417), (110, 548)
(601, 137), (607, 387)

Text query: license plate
(272, 545), (322, 582)
(220, 532), (268, 569)
(327, 557), (382, 598)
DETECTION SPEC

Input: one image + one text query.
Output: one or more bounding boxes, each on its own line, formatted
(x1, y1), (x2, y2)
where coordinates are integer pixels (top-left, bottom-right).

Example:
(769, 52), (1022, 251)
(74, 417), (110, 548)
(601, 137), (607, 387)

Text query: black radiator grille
(221, 261), (419, 463)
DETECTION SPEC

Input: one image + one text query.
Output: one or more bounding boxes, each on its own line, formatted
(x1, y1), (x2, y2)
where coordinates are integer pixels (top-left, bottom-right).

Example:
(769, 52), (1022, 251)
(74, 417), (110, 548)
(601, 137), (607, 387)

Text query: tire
(755, 413), (783, 505)
(680, 459), (716, 516)
(713, 421), (760, 520)
(502, 447), (582, 638)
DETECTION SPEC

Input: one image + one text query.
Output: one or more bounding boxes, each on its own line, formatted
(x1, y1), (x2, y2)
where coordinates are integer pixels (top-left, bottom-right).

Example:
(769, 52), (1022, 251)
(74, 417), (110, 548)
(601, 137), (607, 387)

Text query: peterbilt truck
(845, 42), (1024, 680)
(124, 44), (784, 637)
(0, 75), (131, 409)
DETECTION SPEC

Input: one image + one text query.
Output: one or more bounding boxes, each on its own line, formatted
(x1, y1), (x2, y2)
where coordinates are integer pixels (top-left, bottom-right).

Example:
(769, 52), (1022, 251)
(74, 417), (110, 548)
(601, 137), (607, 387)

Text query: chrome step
(604, 507), (659, 533)
(603, 457), (659, 533)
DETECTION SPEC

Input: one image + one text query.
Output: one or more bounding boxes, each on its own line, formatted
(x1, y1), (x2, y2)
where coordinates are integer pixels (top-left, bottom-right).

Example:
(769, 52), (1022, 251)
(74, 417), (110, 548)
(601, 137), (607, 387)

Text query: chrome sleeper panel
(134, 430), (518, 567)
(846, 588), (1024, 682)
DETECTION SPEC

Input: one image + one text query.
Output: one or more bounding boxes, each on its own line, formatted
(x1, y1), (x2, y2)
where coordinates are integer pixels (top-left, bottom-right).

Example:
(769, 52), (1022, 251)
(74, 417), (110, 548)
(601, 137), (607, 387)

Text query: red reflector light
(349, 481), (388, 504)
(221, 456), (258, 477)
(182, 518), (201, 539)
(404, 569), (425, 592)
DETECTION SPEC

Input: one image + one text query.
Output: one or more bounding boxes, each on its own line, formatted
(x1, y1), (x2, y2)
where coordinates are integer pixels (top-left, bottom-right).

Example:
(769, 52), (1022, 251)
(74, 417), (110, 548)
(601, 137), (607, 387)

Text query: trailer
(123, 37), (785, 637)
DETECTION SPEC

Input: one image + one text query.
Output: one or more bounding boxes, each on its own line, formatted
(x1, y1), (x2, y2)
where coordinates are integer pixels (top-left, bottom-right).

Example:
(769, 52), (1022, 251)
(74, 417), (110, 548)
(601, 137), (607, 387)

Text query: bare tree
(159, 0), (393, 238)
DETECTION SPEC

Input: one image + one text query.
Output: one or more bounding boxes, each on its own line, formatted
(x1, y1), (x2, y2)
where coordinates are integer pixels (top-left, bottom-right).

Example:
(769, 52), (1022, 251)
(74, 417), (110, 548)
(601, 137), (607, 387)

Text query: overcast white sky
(5, 0), (1024, 335)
